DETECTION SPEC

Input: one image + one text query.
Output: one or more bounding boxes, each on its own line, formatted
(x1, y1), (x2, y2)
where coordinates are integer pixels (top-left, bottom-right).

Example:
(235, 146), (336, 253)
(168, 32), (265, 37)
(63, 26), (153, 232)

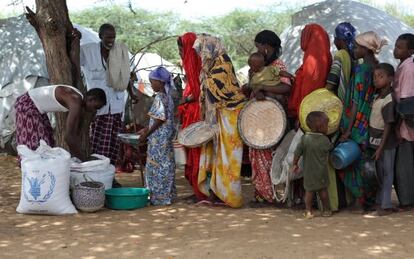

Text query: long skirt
(90, 113), (122, 165)
(395, 141), (414, 206)
(146, 136), (176, 206)
(185, 147), (207, 200)
(338, 151), (376, 208)
(198, 108), (244, 208)
(249, 148), (274, 203)
(15, 93), (54, 150)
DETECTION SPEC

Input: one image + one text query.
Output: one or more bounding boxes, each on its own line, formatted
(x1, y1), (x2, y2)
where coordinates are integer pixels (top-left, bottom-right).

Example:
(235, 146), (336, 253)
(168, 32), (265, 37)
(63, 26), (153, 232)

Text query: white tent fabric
(279, 0), (414, 72)
(130, 52), (182, 97)
(0, 15), (100, 148)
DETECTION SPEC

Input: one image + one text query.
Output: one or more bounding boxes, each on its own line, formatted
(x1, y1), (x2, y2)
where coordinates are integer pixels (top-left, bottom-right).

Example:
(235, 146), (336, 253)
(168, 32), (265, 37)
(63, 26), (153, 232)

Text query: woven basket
(177, 121), (215, 148)
(299, 88), (343, 135)
(238, 98), (287, 149)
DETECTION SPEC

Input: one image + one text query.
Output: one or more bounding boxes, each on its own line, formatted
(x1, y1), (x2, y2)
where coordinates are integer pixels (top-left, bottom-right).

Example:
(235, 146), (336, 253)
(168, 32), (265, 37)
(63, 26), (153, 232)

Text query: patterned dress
(249, 59), (291, 203)
(196, 53), (246, 208)
(339, 63), (376, 207)
(145, 92), (176, 206)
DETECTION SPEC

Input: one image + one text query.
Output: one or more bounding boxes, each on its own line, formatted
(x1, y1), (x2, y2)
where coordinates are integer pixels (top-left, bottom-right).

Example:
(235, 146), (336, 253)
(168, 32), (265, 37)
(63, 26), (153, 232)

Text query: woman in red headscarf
(288, 24), (332, 119)
(177, 32), (207, 201)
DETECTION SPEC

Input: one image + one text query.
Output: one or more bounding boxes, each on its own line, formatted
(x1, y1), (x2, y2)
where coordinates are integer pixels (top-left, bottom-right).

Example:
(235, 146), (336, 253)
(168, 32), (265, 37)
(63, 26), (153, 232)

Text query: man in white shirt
(79, 23), (132, 168)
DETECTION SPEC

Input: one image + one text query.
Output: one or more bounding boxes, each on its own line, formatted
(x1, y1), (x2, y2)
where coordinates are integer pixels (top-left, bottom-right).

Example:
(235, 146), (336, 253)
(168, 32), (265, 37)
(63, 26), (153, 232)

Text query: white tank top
(28, 85), (83, 114)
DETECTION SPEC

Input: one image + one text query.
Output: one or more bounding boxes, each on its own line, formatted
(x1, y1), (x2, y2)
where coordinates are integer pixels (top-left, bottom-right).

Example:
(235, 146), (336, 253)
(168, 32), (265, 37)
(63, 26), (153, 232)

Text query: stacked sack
(17, 140), (77, 215)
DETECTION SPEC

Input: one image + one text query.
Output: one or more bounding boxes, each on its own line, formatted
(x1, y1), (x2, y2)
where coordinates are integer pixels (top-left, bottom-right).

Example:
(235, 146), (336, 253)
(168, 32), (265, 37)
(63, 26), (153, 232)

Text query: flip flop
(196, 200), (212, 206)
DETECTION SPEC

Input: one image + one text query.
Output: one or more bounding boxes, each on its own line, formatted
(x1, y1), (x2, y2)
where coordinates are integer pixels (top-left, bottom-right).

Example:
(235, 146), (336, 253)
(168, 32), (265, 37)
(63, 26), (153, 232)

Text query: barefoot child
(139, 66), (176, 206)
(292, 111), (332, 219)
(248, 52), (293, 102)
(369, 63), (397, 216)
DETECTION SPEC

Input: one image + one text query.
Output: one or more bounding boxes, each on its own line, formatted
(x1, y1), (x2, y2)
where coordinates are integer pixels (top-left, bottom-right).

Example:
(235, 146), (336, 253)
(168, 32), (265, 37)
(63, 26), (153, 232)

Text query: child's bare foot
(303, 211), (314, 219)
(322, 210), (332, 217)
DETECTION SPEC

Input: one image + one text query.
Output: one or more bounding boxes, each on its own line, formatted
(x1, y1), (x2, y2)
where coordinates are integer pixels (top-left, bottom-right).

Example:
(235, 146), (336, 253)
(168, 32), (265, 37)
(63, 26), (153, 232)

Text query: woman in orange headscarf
(177, 32), (207, 201)
(288, 24), (332, 119)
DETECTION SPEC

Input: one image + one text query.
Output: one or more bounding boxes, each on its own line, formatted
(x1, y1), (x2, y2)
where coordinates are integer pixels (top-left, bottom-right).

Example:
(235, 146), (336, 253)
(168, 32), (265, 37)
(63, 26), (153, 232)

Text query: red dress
(177, 32), (207, 201)
(249, 59), (291, 203)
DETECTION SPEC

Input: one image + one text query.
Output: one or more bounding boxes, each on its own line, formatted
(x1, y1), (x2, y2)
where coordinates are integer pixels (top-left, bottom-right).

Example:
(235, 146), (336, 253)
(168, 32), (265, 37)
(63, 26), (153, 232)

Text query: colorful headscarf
(355, 31), (388, 54)
(149, 66), (176, 95)
(193, 33), (226, 73)
(334, 22), (357, 53)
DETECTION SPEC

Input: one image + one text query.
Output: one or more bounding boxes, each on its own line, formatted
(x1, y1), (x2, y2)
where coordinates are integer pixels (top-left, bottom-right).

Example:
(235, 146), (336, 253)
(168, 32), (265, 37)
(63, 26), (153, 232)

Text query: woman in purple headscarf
(325, 22), (357, 211)
(326, 22), (357, 102)
(139, 66), (176, 206)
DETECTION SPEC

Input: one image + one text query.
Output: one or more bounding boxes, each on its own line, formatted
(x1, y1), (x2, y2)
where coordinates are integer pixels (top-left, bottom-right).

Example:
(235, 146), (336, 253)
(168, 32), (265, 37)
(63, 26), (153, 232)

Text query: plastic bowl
(105, 188), (149, 210)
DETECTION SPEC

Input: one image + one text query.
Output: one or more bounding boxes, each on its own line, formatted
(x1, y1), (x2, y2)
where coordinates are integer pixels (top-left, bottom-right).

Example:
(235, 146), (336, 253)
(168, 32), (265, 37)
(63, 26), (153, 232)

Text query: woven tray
(178, 121), (215, 148)
(299, 88), (343, 135)
(238, 98), (287, 149)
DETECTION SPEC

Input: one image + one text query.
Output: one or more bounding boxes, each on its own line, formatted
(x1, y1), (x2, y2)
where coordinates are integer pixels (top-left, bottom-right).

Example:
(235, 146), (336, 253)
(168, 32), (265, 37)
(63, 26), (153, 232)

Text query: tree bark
(26, 0), (90, 158)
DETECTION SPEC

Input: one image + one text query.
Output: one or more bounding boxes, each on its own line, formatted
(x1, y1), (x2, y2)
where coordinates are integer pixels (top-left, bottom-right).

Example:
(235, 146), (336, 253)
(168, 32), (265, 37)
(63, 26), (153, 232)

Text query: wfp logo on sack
(23, 171), (56, 203)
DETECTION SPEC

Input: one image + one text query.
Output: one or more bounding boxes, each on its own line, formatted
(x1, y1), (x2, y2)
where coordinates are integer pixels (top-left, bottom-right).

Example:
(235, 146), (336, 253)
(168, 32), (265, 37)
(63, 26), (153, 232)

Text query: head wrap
(149, 66), (176, 95)
(355, 31), (388, 54)
(288, 23), (332, 118)
(334, 22), (357, 53)
(254, 30), (282, 65)
(178, 32), (202, 100)
(177, 32), (202, 129)
(193, 33), (226, 72)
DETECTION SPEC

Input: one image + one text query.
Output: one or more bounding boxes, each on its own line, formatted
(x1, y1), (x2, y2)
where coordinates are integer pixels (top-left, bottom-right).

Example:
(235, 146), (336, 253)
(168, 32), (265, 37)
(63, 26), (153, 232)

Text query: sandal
(196, 200), (212, 206)
(303, 211), (314, 219)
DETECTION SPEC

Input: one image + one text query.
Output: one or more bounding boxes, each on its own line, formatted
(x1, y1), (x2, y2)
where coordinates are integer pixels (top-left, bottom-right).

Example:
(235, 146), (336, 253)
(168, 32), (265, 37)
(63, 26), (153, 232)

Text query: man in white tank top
(15, 85), (106, 161)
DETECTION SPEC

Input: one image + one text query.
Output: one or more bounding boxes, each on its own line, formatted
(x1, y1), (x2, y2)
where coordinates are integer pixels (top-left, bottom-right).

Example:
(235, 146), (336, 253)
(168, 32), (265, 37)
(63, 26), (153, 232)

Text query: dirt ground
(1, 156), (414, 259)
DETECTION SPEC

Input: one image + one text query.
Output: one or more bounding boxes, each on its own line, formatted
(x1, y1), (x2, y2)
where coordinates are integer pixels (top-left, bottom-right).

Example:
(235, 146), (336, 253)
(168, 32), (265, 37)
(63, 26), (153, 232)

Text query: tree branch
(129, 35), (179, 72)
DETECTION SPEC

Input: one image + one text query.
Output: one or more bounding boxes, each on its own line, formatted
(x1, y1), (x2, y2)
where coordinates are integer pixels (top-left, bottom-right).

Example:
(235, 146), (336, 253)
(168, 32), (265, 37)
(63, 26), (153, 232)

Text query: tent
(0, 15), (101, 149)
(236, 0), (414, 82)
(280, 0), (414, 72)
(0, 15), (181, 149)
(131, 52), (182, 97)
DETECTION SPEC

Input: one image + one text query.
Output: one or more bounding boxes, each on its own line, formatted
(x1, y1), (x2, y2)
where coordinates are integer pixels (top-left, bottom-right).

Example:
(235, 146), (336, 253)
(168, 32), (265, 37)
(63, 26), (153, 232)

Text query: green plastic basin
(105, 188), (149, 210)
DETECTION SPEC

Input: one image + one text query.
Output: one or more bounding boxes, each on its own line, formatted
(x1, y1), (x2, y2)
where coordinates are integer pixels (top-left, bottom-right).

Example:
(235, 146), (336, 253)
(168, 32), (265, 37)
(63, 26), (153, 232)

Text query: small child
(248, 52), (294, 102)
(292, 111), (332, 219)
(369, 63), (397, 216)
(138, 66), (176, 206)
(248, 52), (293, 100)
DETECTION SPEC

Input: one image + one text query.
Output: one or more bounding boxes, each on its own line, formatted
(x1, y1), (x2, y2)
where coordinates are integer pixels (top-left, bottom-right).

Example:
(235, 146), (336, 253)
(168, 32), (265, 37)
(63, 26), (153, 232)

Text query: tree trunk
(26, 0), (90, 158)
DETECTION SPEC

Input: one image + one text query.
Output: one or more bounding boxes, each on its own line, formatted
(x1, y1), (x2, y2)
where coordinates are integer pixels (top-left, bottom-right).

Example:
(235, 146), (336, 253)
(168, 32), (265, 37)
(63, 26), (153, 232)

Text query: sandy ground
(1, 155), (414, 259)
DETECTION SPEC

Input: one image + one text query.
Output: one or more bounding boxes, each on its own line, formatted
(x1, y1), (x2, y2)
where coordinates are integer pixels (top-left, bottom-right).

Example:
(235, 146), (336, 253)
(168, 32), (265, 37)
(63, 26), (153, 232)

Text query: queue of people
(14, 21), (414, 218)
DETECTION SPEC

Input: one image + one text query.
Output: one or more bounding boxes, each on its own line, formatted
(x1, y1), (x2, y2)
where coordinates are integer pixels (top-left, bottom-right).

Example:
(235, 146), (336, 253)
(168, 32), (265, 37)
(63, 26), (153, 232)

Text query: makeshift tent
(127, 52), (183, 126)
(236, 0), (414, 81)
(131, 52), (182, 97)
(280, 0), (414, 72)
(0, 15), (100, 149)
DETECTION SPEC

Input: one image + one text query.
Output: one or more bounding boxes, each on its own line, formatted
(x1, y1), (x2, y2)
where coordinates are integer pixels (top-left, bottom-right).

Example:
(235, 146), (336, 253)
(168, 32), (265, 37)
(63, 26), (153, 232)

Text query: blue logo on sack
(23, 171), (56, 203)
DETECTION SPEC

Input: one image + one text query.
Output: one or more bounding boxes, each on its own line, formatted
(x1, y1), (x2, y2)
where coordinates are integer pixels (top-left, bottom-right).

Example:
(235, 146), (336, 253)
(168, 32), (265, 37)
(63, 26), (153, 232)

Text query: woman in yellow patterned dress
(193, 34), (247, 208)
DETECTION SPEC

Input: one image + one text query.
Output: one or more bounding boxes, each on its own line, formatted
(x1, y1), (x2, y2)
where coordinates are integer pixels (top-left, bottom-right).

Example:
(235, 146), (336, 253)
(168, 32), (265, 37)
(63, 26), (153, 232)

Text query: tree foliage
(70, 5), (293, 69)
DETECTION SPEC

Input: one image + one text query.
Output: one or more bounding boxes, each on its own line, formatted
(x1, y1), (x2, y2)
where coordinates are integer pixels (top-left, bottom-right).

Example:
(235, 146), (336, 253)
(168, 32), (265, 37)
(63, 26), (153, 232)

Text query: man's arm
(56, 87), (84, 160)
